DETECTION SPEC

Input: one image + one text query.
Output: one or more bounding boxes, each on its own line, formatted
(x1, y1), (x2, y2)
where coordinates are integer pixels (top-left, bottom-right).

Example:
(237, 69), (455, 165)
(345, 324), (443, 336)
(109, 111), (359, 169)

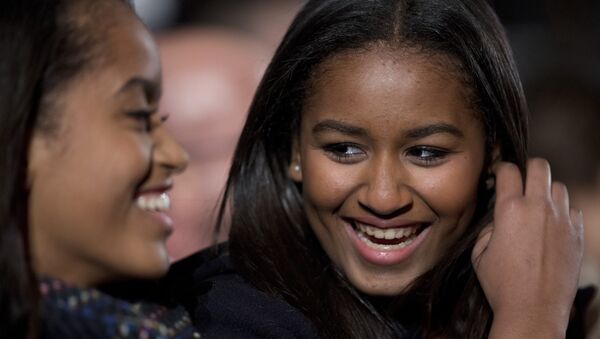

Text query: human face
(289, 48), (486, 296)
(28, 9), (188, 287)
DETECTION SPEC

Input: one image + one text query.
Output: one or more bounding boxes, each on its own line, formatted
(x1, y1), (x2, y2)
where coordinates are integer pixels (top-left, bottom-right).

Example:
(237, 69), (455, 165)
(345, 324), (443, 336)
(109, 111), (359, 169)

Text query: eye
(406, 146), (449, 166)
(323, 143), (366, 164)
(126, 110), (154, 131)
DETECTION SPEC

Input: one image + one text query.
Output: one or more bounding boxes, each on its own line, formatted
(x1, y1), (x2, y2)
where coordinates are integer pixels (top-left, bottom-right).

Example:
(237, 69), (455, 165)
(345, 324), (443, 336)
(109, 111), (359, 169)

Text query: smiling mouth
(135, 193), (170, 212)
(351, 221), (427, 251)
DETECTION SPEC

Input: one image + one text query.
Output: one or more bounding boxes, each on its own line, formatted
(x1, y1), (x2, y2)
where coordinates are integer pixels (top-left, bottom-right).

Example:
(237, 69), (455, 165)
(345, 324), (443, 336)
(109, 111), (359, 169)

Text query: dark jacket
(164, 245), (320, 339)
(164, 244), (594, 339)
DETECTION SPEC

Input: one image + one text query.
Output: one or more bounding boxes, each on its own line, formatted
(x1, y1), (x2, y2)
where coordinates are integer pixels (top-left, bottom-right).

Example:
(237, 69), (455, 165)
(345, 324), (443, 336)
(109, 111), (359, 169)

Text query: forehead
(68, 2), (161, 95)
(62, 17), (159, 117)
(303, 47), (478, 133)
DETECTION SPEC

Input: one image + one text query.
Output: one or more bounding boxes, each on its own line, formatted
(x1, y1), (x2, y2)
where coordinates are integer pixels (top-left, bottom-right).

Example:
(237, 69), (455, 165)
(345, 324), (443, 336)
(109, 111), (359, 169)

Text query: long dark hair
(219, 0), (528, 337)
(0, 0), (131, 337)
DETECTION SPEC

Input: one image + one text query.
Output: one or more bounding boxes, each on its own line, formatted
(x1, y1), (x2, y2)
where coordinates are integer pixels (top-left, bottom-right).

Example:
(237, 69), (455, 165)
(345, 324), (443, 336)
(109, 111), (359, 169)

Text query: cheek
(54, 130), (151, 214)
(301, 151), (359, 211)
(413, 154), (482, 221)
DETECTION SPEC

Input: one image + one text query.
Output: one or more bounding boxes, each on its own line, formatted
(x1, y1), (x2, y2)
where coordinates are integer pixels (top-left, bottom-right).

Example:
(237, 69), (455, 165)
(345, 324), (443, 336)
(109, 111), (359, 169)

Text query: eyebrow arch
(115, 77), (160, 100)
(312, 119), (367, 137)
(406, 123), (464, 139)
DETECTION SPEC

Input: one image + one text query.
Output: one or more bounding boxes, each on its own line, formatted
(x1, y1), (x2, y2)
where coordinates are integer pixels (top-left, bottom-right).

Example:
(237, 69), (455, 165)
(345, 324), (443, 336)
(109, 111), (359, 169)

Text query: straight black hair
(0, 0), (132, 337)
(218, 0), (528, 337)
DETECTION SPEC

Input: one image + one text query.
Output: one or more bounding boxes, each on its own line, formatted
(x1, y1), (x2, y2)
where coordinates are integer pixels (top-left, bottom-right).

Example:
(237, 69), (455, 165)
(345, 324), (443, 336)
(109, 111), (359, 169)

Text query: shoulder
(166, 245), (321, 339)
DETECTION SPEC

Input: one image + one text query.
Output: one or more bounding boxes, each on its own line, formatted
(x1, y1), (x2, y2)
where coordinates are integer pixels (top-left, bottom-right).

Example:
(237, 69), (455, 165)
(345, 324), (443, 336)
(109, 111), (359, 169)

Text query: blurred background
(133, 0), (599, 332)
(140, 0), (303, 262)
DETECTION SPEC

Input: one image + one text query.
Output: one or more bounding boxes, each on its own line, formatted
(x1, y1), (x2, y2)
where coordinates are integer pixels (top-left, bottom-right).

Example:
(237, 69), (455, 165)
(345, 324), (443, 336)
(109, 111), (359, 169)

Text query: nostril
(360, 183), (414, 218)
(358, 200), (413, 219)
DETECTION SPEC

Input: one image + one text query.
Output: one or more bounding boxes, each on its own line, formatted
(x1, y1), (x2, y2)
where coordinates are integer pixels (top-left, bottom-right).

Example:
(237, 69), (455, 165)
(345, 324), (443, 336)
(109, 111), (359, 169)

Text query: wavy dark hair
(218, 0), (528, 337)
(0, 0), (131, 337)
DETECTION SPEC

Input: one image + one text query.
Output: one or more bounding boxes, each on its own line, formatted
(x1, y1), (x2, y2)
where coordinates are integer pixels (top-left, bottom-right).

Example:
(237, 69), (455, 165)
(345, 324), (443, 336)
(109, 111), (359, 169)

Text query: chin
(348, 268), (423, 297)
(355, 280), (412, 297)
(127, 248), (171, 279)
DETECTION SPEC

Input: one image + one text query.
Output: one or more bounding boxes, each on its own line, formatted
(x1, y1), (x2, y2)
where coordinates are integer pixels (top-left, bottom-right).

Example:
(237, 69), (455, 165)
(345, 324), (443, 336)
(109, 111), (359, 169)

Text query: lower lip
(344, 220), (430, 266)
(139, 209), (174, 236)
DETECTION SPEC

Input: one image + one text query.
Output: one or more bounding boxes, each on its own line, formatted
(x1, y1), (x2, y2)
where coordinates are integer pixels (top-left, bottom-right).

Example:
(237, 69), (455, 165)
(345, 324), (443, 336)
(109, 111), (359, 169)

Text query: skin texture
(289, 47), (487, 296)
(27, 6), (188, 287)
(576, 182), (600, 337)
(158, 29), (267, 260)
(287, 46), (583, 336)
(473, 160), (583, 338)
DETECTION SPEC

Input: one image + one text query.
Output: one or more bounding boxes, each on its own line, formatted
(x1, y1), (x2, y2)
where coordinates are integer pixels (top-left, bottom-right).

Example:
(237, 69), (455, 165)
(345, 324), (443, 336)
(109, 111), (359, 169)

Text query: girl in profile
(184, 0), (584, 338)
(0, 0), (197, 337)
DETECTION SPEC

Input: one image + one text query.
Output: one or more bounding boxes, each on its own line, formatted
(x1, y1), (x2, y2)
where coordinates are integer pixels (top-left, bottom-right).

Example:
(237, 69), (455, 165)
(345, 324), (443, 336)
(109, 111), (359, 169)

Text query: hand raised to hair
(472, 159), (584, 339)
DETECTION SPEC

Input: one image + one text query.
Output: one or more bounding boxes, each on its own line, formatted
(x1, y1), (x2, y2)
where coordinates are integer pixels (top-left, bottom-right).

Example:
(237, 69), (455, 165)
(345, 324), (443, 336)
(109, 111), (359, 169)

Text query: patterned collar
(40, 277), (201, 339)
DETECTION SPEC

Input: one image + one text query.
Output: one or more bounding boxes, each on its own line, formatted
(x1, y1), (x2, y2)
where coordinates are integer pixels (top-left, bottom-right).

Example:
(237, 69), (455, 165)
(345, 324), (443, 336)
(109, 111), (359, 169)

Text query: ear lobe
(288, 138), (303, 182)
(484, 144), (501, 190)
(288, 162), (303, 182)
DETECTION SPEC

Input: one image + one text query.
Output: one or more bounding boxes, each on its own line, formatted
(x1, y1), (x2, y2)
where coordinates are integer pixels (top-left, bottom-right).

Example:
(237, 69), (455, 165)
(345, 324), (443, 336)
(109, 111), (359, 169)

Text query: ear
(489, 144), (501, 171)
(288, 136), (303, 182)
(27, 132), (52, 189)
(483, 144), (501, 190)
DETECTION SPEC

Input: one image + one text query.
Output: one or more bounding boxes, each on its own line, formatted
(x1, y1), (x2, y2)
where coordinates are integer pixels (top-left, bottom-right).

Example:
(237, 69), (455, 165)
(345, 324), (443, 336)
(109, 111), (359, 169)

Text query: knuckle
(527, 198), (558, 222)
(552, 181), (567, 191)
(528, 157), (550, 171)
(529, 195), (553, 210)
(551, 181), (568, 196)
(500, 197), (523, 213)
(497, 161), (519, 174)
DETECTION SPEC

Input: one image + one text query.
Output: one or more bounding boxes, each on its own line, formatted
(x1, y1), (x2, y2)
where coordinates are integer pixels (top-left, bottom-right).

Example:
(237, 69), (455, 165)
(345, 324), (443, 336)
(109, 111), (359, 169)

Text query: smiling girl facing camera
(0, 0), (196, 338)
(181, 0), (585, 338)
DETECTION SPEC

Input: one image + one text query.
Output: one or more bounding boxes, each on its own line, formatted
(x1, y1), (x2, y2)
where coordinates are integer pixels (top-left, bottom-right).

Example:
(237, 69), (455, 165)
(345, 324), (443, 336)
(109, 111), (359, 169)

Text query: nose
(359, 155), (413, 218)
(153, 128), (189, 175)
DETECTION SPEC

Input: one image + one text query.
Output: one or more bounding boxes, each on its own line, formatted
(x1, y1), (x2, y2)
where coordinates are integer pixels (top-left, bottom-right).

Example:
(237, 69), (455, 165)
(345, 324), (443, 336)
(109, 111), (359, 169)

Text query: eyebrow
(312, 119), (464, 140)
(406, 123), (464, 140)
(115, 77), (160, 100)
(312, 120), (368, 137)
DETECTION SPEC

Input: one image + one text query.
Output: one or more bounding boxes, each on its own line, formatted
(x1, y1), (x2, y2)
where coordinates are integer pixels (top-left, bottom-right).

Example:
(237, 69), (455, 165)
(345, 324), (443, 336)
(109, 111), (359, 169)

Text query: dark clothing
(569, 285), (597, 339)
(164, 246), (320, 339)
(40, 277), (199, 339)
(165, 244), (594, 339)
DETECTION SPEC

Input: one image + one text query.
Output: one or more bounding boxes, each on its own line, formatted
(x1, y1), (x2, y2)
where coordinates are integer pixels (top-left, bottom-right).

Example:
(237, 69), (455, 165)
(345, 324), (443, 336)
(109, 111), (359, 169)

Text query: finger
(569, 208), (584, 234)
(493, 162), (523, 202)
(551, 181), (569, 216)
(472, 225), (494, 267)
(525, 158), (552, 198)
(570, 208), (584, 254)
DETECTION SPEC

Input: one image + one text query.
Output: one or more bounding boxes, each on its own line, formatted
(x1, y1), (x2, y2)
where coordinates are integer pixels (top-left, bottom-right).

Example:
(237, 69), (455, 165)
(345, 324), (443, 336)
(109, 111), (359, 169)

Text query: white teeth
(354, 222), (420, 251)
(357, 231), (417, 251)
(384, 229), (396, 240)
(136, 193), (170, 212)
(356, 223), (419, 240)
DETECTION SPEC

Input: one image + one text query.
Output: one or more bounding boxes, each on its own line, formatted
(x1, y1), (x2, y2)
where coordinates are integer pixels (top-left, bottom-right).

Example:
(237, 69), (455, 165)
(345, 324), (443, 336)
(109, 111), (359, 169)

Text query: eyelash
(127, 110), (152, 130)
(127, 110), (167, 131)
(323, 143), (366, 163)
(405, 146), (450, 166)
(323, 143), (450, 167)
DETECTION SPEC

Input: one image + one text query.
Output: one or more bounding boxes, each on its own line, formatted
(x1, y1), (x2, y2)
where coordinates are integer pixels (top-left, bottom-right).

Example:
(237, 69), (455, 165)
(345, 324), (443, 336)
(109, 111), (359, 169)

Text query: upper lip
(135, 181), (173, 196)
(345, 216), (429, 229)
